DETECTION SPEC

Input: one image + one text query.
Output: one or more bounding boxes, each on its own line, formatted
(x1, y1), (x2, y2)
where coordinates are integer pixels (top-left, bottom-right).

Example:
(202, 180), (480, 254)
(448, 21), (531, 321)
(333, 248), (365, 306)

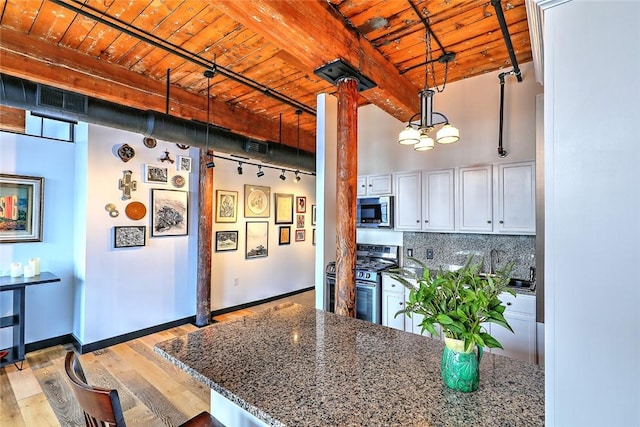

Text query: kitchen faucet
(489, 249), (499, 274)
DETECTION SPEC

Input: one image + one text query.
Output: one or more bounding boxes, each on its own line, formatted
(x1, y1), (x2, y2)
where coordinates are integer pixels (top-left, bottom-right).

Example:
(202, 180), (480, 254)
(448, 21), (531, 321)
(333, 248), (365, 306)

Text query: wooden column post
(196, 148), (213, 326)
(335, 77), (358, 318)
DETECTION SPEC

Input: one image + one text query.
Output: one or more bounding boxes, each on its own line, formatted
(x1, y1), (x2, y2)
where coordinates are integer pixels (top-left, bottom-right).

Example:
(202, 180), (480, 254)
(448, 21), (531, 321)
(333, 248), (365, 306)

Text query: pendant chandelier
(398, 14), (459, 151)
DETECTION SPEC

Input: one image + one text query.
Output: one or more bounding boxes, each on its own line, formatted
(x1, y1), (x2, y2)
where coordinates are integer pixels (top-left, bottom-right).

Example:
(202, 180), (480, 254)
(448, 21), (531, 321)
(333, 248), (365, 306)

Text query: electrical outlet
(407, 248), (413, 257)
(233, 277), (239, 287)
(426, 249), (434, 259)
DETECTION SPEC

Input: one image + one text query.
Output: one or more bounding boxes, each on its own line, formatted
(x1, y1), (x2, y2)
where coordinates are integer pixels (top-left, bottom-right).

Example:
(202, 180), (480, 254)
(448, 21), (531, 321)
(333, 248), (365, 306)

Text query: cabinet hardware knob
(369, 184), (372, 187)
(399, 302), (403, 306)
(416, 220), (420, 223)
(507, 302), (512, 306)
(425, 220), (429, 223)
(391, 284), (395, 287)
(487, 220), (492, 224)
(499, 220), (504, 224)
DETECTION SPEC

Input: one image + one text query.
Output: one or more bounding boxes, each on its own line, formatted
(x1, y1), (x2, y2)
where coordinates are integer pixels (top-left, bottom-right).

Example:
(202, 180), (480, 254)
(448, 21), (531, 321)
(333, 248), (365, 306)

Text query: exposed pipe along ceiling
(0, 74), (316, 172)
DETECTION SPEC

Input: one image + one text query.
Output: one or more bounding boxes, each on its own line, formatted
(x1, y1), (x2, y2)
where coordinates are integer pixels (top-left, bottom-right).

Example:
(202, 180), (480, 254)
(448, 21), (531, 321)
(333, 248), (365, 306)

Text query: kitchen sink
(508, 278), (533, 288)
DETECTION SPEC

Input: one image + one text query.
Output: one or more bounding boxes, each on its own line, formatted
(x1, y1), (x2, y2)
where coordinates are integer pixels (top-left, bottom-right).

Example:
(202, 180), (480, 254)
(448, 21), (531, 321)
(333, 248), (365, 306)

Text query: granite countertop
(155, 303), (544, 427)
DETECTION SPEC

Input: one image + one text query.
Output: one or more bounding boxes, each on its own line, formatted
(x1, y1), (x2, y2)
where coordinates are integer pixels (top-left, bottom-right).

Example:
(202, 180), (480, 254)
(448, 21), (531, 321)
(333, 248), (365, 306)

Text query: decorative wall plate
(125, 201), (147, 220)
(143, 137), (157, 148)
(172, 175), (186, 188)
(117, 144), (135, 162)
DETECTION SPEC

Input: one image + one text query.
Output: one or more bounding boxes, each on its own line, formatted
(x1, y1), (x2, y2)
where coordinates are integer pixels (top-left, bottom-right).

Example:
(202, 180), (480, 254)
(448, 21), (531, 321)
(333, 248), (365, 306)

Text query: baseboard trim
(25, 334), (74, 354)
(77, 315), (195, 354)
(69, 286), (314, 353)
(209, 286), (315, 318)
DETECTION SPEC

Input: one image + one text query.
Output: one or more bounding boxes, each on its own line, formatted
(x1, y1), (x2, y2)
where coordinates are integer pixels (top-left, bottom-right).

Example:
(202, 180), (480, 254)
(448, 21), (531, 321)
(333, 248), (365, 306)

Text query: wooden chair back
(64, 351), (126, 427)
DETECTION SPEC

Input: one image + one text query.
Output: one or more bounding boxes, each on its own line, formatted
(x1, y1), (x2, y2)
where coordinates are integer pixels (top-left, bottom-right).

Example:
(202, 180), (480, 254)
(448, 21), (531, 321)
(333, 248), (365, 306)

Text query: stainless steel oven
(326, 274), (379, 323)
(325, 244), (399, 324)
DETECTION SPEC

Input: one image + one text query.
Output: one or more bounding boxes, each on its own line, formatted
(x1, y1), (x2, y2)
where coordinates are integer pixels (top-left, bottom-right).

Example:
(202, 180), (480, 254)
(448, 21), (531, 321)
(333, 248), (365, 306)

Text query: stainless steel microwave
(356, 196), (394, 228)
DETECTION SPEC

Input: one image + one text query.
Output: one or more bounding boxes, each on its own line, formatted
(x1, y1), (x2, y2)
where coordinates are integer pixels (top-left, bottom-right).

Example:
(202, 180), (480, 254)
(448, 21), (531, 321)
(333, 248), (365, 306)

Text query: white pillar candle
(28, 258), (40, 276)
(23, 264), (35, 278)
(10, 262), (22, 278)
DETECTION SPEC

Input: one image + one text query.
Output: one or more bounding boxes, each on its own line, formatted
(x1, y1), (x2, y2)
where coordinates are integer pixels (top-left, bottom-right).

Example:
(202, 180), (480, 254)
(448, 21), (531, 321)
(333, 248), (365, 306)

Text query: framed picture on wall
(295, 229), (305, 242)
(279, 226), (291, 245)
(216, 190), (238, 223)
(311, 205), (317, 226)
(215, 231), (238, 252)
(296, 196), (306, 213)
(312, 228), (316, 245)
(151, 189), (188, 237)
(145, 164), (168, 183)
(274, 193), (293, 224)
(114, 226), (146, 248)
(246, 221), (268, 259)
(296, 214), (305, 229)
(0, 174), (44, 243)
(177, 156), (192, 173)
(244, 185), (270, 218)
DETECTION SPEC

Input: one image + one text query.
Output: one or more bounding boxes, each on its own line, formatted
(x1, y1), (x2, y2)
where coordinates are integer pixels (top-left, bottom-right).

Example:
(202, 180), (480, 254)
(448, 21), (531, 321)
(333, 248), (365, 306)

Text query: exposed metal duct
(0, 73), (316, 172)
(491, 0), (523, 82)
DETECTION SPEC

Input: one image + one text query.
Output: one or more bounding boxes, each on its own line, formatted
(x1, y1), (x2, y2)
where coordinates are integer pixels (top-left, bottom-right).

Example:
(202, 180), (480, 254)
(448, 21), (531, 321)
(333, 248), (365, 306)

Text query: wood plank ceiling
(0, 0), (531, 154)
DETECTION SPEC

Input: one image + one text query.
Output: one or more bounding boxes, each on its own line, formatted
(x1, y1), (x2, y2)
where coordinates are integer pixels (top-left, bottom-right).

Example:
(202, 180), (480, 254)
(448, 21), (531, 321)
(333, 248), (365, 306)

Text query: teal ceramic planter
(441, 340), (483, 392)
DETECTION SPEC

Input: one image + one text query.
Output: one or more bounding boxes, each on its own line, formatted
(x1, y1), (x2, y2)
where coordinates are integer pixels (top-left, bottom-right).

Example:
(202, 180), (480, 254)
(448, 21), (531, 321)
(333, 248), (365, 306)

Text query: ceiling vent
(244, 139), (269, 155)
(36, 84), (88, 115)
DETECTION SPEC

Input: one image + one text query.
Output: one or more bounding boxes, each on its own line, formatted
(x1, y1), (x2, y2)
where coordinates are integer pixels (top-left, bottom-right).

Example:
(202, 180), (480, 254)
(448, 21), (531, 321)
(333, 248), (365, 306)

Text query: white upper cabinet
(358, 173), (393, 196)
(458, 165), (493, 232)
(495, 161), (536, 234)
(393, 171), (422, 230)
(394, 169), (455, 232)
(422, 169), (455, 231)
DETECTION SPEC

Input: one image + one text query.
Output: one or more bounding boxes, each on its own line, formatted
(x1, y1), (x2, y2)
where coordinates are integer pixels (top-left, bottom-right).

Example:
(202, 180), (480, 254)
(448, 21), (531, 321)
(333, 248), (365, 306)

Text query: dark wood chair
(64, 351), (224, 427)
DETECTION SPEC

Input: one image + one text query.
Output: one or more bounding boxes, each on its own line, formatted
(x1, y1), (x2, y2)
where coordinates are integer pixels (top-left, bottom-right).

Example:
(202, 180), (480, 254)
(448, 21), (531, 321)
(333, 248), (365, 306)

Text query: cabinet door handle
(424, 220), (429, 223)
(369, 184), (372, 187)
(506, 302), (512, 306)
(499, 220), (504, 224)
(391, 284), (396, 287)
(487, 220), (492, 224)
(399, 302), (403, 306)
(416, 220), (420, 223)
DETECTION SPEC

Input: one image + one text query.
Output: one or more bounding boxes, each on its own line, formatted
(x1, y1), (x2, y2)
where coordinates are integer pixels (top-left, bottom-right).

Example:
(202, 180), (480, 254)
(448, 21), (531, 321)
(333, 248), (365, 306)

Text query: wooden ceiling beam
(0, 27), (316, 152)
(214, 0), (422, 122)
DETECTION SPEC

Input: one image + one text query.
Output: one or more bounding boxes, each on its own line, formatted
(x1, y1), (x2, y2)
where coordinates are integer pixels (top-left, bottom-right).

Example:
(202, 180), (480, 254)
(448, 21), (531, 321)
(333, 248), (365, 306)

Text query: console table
(0, 272), (61, 369)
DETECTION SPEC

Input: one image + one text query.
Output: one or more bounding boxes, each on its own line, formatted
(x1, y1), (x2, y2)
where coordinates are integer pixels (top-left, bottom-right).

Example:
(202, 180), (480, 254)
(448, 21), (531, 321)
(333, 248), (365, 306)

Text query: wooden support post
(335, 77), (358, 318)
(196, 148), (213, 326)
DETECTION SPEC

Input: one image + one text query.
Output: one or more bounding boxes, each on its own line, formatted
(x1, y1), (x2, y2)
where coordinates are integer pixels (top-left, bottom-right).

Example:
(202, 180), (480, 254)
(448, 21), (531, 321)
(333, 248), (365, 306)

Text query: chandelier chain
(425, 20), (448, 93)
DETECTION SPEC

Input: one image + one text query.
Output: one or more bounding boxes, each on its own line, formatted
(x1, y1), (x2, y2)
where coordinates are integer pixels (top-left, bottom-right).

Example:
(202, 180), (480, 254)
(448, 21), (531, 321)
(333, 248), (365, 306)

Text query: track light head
(257, 166), (265, 178)
(237, 162), (243, 175)
(206, 160), (215, 169)
(279, 170), (286, 181)
(294, 171), (301, 183)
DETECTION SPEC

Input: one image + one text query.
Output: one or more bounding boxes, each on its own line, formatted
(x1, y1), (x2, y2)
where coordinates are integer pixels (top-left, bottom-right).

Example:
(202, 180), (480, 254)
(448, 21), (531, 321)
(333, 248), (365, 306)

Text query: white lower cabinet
(382, 273), (537, 363)
(490, 292), (537, 363)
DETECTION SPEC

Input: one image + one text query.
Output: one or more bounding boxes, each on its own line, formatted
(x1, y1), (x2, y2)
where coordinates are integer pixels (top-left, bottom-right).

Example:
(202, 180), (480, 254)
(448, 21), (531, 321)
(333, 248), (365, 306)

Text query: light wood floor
(0, 291), (316, 427)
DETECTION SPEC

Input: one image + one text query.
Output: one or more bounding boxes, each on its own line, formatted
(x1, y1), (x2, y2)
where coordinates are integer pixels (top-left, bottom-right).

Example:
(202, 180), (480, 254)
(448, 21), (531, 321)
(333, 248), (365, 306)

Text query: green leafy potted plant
(391, 257), (515, 392)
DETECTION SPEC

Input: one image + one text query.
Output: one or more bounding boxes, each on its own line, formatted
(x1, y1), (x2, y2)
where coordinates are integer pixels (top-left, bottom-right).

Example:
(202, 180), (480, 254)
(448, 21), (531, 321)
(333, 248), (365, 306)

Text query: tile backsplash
(403, 233), (535, 280)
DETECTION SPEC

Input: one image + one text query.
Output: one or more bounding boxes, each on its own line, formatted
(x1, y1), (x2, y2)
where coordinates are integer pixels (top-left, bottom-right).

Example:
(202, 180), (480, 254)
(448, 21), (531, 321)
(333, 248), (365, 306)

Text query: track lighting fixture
(206, 160), (215, 169)
(257, 165), (265, 178)
(279, 170), (286, 181)
(294, 171), (301, 183)
(237, 162), (243, 175)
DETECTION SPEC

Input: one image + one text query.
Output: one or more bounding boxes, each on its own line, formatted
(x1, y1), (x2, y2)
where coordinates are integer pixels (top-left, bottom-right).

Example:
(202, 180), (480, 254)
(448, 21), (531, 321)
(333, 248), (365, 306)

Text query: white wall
(78, 125), (200, 344)
(357, 62), (542, 174)
(544, 1), (640, 425)
(210, 157), (316, 310)
(0, 132), (76, 346)
(315, 94), (338, 310)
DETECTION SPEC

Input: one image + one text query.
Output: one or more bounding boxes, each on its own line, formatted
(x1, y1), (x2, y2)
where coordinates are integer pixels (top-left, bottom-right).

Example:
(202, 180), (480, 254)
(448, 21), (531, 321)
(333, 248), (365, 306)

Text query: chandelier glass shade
(399, 89), (460, 149)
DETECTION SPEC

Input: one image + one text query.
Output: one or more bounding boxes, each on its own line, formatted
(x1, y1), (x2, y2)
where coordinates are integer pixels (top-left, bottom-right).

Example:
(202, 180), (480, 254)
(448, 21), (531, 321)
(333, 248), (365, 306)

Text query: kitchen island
(154, 303), (543, 426)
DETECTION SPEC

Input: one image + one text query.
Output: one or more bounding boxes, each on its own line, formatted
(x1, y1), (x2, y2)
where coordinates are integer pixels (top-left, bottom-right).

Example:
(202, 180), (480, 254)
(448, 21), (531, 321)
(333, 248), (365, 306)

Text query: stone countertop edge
(153, 303), (544, 427)
(153, 309), (286, 427)
(383, 270), (537, 296)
